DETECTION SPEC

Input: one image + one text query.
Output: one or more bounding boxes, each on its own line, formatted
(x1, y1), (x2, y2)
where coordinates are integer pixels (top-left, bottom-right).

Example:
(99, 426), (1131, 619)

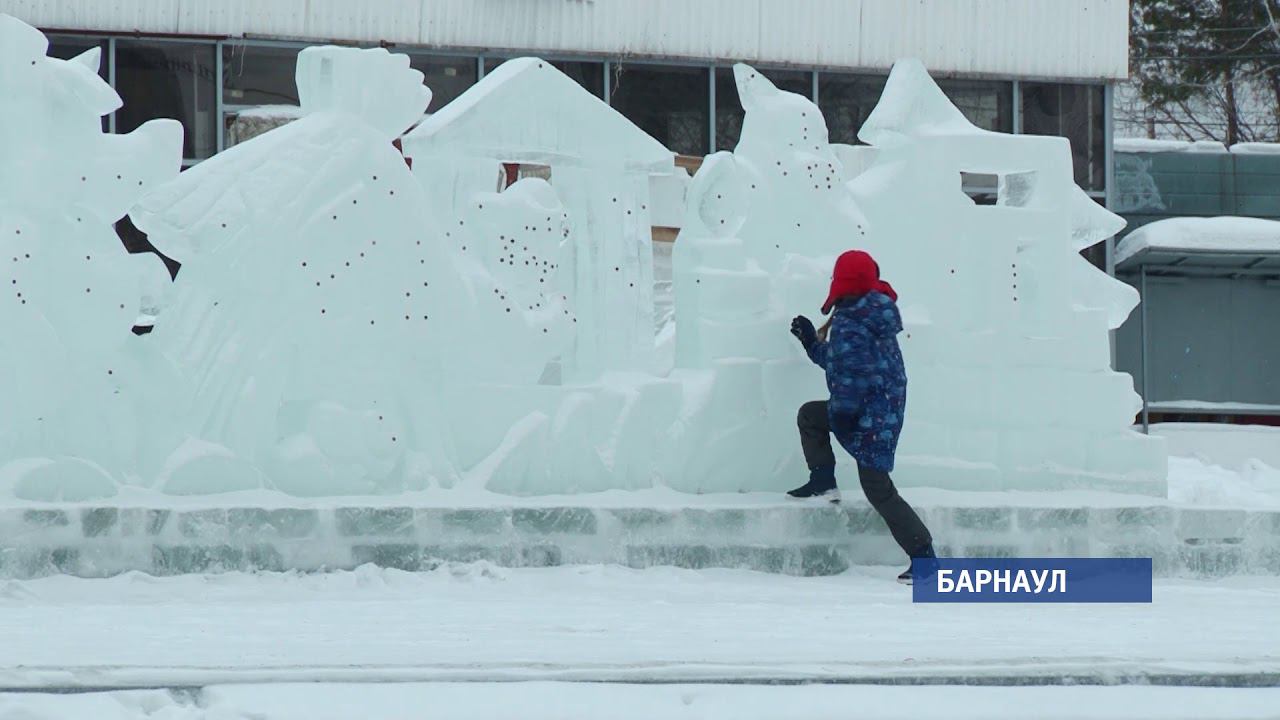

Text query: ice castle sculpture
(676, 61), (1165, 495)
(0, 16), (182, 500)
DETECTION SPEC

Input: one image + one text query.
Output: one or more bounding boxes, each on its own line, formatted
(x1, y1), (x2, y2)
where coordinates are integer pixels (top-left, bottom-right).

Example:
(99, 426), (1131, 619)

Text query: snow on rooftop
(1115, 216), (1280, 265)
(234, 105), (305, 121)
(1114, 138), (1280, 155)
(1228, 142), (1280, 155)
(1113, 137), (1228, 154)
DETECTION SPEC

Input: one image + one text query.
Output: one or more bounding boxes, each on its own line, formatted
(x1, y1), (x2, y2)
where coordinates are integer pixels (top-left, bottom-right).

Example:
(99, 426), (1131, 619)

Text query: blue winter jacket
(805, 292), (907, 472)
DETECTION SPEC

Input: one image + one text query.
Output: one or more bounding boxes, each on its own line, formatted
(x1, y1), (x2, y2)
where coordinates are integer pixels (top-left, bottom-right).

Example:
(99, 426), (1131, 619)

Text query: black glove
(790, 315), (817, 349)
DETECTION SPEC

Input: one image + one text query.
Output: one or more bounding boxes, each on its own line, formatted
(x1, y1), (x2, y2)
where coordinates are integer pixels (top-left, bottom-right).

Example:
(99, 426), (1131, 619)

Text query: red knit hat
(821, 250), (897, 314)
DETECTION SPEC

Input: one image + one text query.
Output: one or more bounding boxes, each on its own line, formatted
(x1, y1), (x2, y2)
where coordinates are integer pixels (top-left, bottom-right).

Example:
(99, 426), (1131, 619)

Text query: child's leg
(856, 464), (933, 557)
(796, 400), (836, 470)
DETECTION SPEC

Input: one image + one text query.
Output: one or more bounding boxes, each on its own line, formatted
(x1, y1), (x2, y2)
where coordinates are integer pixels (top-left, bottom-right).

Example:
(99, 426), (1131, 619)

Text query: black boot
(787, 465), (841, 503)
(897, 544), (938, 585)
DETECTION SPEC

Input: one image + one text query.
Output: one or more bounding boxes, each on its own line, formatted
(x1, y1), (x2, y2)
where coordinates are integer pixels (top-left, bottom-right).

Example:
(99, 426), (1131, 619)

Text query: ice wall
(0, 15), (182, 500)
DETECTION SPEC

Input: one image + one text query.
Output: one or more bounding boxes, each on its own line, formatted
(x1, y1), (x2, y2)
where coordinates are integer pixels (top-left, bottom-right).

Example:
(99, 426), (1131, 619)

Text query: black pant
(797, 400), (934, 557)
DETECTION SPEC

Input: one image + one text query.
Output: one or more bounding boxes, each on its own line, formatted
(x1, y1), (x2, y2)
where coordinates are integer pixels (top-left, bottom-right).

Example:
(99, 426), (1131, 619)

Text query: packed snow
(1, 565), (1277, 690)
(1115, 217), (1280, 265)
(2, 684), (1280, 720)
(1155, 424), (1280, 509)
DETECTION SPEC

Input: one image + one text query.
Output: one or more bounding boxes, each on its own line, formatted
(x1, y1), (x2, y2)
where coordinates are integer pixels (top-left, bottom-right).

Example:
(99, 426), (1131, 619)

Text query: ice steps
(1, 503), (1276, 579)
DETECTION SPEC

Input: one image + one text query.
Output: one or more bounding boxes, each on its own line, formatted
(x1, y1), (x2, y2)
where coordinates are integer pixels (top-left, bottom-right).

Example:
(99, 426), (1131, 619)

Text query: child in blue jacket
(789, 250), (936, 584)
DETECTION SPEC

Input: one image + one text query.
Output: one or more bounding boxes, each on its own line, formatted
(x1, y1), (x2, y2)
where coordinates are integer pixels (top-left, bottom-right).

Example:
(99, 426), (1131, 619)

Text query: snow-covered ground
(4, 684), (1280, 720)
(1, 422), (1276, 718)
(0, 565), (1278, 717)
(1, 565), (1277, 686)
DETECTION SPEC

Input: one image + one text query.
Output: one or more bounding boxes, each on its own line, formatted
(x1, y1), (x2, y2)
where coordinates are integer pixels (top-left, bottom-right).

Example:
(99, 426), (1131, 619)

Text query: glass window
(610, 64), (709, 156)
(1022, 83), (1106, 192)
(115, 40), (218, 160)
(817, 73), (887, 145)
(412, 55), (478, 112)
(484, 57), (603, 98)
(715, 67), (811, 151)
(222, 44), (302, 106)
(937, 79), (1013, 133)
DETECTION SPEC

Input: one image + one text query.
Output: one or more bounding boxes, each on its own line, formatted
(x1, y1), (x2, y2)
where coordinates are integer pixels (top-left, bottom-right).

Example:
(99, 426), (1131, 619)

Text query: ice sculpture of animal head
(0, 15), (182, 500)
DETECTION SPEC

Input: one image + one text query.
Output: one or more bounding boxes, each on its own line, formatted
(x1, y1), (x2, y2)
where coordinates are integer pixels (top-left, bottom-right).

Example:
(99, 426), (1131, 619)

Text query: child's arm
(805, 337), (829, 370)
(791, 316), (827, 369)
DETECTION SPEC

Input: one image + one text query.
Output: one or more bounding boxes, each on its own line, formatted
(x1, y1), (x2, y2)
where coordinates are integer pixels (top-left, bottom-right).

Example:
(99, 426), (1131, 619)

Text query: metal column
(1011, 79), (1021, 134)
(107, 38), (117, 133)
(708, 66), (716, 152)
(215, 41), (225, 154)
(1139, 264), (1150, 433)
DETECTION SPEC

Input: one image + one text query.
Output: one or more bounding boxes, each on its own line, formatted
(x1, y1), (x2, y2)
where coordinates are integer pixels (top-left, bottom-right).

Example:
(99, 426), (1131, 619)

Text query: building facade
(5, 0), (1124, 206)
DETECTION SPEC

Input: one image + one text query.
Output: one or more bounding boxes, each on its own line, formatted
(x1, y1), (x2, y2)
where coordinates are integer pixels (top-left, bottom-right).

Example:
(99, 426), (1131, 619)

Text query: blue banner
(912, 558), (1153, 603)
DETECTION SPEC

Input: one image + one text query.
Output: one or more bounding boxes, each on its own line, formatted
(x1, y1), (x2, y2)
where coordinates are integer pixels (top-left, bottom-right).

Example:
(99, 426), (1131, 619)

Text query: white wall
(2, 0), (1128, 81)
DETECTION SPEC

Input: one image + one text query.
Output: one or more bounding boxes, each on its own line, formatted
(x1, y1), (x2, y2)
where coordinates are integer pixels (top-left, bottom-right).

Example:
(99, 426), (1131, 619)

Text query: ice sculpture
(399, 59), (688, 494)
(847, 60), (1164, 493)
(131, 46), (482, 496)
(668, 65), (867, 491)
(0, 15), (182, 500)
(403, 58), (674, 381)
(0, 14), (1165, 499)
(676, 61), (1164, 495)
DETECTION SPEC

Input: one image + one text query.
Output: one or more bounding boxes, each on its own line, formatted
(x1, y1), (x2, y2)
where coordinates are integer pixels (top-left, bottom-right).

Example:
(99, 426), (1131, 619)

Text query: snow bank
(1146, 423), (1280, 509)
(1115, 216), (1280, 265)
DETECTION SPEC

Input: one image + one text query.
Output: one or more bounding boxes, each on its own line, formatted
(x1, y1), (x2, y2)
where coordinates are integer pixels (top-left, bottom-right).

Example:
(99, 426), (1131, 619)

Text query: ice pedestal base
(1, 497), (1276, 579)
